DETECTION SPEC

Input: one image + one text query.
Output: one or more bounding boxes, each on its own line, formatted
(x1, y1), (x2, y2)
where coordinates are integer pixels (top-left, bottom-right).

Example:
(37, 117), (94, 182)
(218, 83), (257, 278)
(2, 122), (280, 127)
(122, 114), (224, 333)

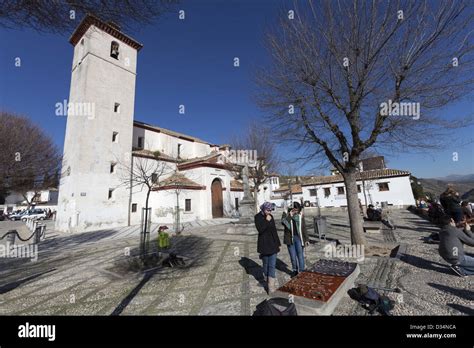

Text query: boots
(267, 277), (277, 294)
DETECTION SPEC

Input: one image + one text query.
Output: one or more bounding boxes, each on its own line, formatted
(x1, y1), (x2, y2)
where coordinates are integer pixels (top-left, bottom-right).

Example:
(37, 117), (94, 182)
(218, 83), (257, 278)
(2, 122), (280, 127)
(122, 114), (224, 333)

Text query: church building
(55, 15), (278, 233)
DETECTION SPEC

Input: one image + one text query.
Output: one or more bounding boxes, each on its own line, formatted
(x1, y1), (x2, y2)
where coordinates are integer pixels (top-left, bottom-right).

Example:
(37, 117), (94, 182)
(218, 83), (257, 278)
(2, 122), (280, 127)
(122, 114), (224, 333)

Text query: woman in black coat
(254, 202), (281, 293)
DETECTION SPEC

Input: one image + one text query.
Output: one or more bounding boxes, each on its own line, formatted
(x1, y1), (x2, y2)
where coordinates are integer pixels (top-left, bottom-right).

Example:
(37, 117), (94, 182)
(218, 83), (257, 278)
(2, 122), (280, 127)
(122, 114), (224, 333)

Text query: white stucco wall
(301, 175), (416, 208)
(56, 25), (139, 233)
(132, 127), (212, 160)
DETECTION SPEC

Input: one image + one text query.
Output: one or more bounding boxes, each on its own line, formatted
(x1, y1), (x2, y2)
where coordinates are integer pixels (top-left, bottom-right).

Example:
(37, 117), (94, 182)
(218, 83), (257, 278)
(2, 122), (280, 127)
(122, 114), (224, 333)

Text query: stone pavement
(0, 210), (472, 315)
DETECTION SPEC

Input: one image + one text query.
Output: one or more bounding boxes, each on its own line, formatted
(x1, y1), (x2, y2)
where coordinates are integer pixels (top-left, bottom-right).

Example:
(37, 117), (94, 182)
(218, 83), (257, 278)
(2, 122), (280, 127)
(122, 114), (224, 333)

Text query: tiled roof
(230, 180), (258, 191)
(132, 149), (177, 162)
(152, 173), (205, 191)
(230, 180), (243, 190)
(301, 169), (410, 186)
(178, 152), (221, 166)
(69, 14), (143, 50)
(273, 184), (303, 194)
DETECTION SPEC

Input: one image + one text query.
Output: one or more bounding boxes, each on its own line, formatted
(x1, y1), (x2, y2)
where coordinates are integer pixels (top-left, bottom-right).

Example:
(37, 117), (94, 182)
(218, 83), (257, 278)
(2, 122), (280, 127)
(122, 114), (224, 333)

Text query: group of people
(438, 187), (473, 224)
(439, 214), (474, 277)
(254, 201), (309, 293)
(435, 187), (474, 277)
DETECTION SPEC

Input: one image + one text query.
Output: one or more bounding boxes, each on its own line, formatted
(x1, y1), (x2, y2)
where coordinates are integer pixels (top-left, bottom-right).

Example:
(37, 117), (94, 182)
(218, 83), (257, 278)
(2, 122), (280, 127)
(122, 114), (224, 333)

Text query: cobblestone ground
(0, 210), (472, 315)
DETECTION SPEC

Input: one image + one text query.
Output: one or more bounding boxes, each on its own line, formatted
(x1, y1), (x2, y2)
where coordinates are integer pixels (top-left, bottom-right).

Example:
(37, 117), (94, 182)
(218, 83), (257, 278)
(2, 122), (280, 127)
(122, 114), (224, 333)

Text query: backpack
(162, 253), (185, 268)
(253, 298), (297, 316)
(347, 285), (395, 316)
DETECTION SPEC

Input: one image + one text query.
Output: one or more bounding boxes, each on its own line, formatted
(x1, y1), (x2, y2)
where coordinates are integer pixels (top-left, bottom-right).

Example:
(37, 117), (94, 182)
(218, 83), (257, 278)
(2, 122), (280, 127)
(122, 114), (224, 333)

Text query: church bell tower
(56, 15), (142, 233)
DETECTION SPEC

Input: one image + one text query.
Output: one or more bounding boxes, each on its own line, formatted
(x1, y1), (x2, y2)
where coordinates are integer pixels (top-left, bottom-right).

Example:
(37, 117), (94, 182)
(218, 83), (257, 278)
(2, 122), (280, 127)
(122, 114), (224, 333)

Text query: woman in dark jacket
(254, 201), (281, 293)
(282, 202), (309, 277)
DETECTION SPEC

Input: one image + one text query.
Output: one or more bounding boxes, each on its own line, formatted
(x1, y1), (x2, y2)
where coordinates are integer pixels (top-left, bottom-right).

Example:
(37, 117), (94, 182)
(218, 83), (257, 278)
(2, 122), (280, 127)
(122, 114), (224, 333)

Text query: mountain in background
(415, 174), (474, 202)
(433, 174), (474, 182)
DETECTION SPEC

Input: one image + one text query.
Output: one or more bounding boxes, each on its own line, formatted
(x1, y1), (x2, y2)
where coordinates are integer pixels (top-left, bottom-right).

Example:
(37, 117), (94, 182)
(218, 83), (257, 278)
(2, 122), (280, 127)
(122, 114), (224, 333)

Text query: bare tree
(257, 0), (474, 246)
(0, 0), (178, 33)
(0, 111), (62, 207)
(230, 121), (280, 211)
(118, 151), (172, 256)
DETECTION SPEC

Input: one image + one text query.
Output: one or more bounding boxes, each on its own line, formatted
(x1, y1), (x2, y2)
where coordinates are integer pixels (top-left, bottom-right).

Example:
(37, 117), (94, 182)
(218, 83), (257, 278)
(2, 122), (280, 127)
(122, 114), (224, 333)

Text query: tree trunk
(142, 189), (151, 256)
(175, 191), (180, 233)
(344, 170), (367, 246)
(253, 185), (259, 212)
(145, 190), (150, 233)
(362, 179), (367, 215)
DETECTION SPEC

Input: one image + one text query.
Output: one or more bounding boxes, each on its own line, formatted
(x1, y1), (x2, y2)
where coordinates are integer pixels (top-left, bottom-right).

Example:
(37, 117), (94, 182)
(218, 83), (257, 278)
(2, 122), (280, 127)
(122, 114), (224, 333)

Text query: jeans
(458, 254), (474, 275)
(261, 253), (277, 278)
(287, 234), (305, 272)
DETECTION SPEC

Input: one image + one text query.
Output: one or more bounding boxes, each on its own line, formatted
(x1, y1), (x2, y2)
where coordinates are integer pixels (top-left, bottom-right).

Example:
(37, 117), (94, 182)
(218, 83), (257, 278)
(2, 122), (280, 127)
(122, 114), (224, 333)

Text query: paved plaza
(0, 210), (472, 315)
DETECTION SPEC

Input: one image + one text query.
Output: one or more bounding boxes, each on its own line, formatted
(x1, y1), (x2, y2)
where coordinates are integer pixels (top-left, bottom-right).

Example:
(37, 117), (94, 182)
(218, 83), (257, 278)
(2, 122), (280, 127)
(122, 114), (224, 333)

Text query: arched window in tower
(110, 41), (119, 59)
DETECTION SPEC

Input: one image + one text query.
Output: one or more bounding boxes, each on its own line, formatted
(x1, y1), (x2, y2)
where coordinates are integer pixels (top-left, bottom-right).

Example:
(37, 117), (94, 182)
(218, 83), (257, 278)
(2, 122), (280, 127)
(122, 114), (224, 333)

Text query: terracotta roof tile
(273, 184), (302, 194)
(153, 173), (204, 190)
(301, 169), (410, 186)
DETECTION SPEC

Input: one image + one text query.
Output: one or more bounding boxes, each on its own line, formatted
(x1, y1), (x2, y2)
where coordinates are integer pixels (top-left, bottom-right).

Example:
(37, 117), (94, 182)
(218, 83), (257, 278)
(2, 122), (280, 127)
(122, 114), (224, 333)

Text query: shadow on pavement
(446, 303), (474, 315)
(110, 235), (212, 315)
(0, 268), (56, 294)
(239, 257), (264, 283)
(427, 282), (474, 302)
(399, 253), (454, 276)
(111, 268), (159, 315)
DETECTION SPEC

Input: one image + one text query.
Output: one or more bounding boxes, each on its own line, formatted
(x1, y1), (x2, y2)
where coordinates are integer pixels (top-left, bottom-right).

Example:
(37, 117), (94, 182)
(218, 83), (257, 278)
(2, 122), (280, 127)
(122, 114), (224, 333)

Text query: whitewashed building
(300, 168), (416, 209)
(2, 189), (59, 213)
(55, 16), (267, 233)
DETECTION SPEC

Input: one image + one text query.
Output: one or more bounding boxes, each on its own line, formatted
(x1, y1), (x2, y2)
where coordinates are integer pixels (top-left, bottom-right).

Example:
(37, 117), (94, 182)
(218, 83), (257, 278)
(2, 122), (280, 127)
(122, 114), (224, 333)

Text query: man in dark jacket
(254, 202), (281, 293)
(438, 215), (474, 277)
(282, 202), (309, 277)
(440, 188), (462, 223)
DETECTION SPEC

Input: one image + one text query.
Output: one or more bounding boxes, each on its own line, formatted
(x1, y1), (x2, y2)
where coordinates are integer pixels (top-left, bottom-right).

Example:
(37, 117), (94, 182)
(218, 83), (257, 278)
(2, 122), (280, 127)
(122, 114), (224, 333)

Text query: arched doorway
(211, 179), (224, 218)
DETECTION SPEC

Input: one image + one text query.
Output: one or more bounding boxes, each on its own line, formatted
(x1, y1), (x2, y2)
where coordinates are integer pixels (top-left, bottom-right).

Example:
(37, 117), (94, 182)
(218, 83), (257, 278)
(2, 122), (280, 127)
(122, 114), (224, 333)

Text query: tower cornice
(69, 14), (143, 51)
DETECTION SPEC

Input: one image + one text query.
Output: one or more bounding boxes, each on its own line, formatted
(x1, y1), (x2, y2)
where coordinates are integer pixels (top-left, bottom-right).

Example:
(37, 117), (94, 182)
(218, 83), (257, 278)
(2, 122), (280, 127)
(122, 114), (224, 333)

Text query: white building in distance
(298, 157), (416, 209)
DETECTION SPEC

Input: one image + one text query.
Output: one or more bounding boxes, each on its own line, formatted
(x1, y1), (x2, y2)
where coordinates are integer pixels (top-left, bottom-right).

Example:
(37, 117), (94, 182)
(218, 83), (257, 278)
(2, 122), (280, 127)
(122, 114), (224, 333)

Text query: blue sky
(1, 0), (473, 178)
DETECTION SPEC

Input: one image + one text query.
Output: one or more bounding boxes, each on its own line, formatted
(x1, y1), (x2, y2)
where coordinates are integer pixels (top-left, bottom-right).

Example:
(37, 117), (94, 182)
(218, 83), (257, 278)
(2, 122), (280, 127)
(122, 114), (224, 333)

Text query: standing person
(281, 202), (309, 277)
(438, 215), (474, 277)
(254, 202), (281, 294)
(440, 187), (462, 223)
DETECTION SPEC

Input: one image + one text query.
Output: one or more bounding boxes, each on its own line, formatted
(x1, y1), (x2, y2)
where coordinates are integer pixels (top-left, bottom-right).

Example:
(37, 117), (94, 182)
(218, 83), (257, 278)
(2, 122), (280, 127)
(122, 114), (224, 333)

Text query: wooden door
(211, 179), (223, 218)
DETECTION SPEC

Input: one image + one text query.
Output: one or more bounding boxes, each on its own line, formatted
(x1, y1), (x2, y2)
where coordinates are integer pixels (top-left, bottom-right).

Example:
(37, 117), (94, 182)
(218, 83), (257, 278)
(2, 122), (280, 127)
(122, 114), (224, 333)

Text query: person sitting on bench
(367, 204), (381, 221)
(366, 204), (395, 230)
(438, 214), (474, 277)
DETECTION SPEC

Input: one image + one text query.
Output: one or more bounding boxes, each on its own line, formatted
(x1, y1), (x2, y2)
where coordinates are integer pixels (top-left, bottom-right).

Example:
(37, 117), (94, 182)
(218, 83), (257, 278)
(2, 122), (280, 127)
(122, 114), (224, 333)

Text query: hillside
(417, 176), (474, 202)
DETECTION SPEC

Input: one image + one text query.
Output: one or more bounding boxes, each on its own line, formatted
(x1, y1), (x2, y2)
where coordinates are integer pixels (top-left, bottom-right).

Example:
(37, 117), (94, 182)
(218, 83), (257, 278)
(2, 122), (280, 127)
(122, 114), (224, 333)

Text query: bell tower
(56, 15), (143, 233)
